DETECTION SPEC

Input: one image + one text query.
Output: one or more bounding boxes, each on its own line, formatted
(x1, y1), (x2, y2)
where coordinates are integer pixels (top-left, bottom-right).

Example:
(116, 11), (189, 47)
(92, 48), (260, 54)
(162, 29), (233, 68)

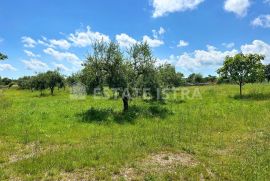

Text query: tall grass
(0, 84), (269, 180)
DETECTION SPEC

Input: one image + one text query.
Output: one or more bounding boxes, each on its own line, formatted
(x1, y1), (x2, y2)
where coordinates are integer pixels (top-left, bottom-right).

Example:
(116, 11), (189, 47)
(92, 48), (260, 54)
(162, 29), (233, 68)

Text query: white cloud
(37, 37), (71, 49)
(162, 40), (270, 73)
(251, 15), (270, 28)
(116, 33), (137, 48)
(222, 42), (235, 49)
(177, 40), (189, 47)
(224, 0), (250, 17)
(22, 59), (48, 71)
(38, 37), (51, 47)
(264, 0), (270, 4)
(53, 63), (71, 72)
(175, 45), (238, 72)
(43, 48), (82, 67)
(143, 35), (164, 47)
(159, 27), (166, 35)
(49, 39), (71, 49)
(152, 27), (166, 38)
(241, 40), (270, 64)
(0, 64), (17, 71)
(21, 36), (37, 48)
(68, 26), (110, 47)
(24, 50), (40, 57)
(155, 55), (176, 66)
(151, 0), (204, 18)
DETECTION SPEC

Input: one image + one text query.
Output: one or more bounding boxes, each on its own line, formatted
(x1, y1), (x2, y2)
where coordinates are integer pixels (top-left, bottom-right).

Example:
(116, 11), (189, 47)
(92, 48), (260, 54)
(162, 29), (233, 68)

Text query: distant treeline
(1, 61), (269, 91)
(1, 43), (270, 102)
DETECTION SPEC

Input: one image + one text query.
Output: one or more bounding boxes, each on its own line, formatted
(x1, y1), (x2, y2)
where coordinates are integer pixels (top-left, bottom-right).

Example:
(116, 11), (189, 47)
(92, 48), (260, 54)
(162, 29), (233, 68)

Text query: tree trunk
(50, 87), (54, 95)
(240, 83), (242, 98)
(122, 96), (129, 112)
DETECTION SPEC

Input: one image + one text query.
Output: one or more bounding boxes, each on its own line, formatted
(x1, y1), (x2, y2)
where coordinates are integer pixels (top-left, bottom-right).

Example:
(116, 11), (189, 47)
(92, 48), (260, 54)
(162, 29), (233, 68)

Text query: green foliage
(81, 41), (107, 94)
(32, 73), (48, 95)
(186, 73), (204, 83)
(158, 63), (184, 88)
(0, 52), (8, 60)
(80, 41), (166, 110)
(265, 64), (270, 82)
(218, 53), (265, 96)
(45, 70), (65, 95)
(66, 73), (81, 86)
(17, 76), (33, 90)
(17, 71), (65, 95)
(0, 77), (12, 86)
(81, 41), (162, 97)
(204, 75), (217, 83)
(128, 42), (161, 99)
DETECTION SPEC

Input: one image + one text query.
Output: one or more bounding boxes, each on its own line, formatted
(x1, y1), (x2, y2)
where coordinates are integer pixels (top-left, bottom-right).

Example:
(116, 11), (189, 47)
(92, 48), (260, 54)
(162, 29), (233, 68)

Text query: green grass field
(0, 84), (269, 180)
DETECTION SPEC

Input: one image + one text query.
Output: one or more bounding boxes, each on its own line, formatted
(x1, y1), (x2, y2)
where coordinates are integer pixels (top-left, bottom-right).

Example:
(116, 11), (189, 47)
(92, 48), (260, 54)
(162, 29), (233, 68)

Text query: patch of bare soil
(8, 142), (41, 163)
(145, 152), (198, 167)
(8, 142), (68, 164)
(113, 151), (199, 180)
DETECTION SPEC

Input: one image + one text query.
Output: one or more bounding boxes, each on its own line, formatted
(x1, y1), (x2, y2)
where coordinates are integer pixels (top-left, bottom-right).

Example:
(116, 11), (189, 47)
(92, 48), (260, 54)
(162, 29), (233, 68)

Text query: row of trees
(17, 71), (65, 95)
(2, 48), (270, 105)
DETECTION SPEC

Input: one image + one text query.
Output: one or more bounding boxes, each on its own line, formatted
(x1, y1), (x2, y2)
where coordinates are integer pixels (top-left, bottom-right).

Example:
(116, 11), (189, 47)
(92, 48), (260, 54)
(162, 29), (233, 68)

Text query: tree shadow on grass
(77, 104), (171, 124)
(232, 93), (270, 101)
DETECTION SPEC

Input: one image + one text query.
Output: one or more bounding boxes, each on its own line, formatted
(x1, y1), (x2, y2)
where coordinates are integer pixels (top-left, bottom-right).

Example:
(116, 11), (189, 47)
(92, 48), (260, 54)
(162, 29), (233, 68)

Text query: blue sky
(0, 0), (270, 78)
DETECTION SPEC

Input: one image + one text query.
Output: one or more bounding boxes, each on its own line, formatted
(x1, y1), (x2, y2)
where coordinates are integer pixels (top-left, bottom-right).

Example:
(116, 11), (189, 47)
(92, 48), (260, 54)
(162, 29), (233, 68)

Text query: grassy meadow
(0, 84), (270, 180)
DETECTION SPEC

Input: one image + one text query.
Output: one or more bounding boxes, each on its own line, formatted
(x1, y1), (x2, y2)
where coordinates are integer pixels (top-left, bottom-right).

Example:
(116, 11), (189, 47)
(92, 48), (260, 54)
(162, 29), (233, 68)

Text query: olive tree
(45, 70), (65, 95)
(82, 41), (129, 111)
(217, 53), (265, 97)
(81, 41), (161, 112)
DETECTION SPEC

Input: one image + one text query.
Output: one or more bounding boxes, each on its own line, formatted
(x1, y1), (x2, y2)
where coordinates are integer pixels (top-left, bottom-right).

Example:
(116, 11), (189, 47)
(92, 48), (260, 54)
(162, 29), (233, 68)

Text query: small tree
(45, 70), (65, 95)
(265, 64), (270, 83)
(0, 53), (8, 61)
(33, 73), (48, 96)
(218, 53), (265, 97)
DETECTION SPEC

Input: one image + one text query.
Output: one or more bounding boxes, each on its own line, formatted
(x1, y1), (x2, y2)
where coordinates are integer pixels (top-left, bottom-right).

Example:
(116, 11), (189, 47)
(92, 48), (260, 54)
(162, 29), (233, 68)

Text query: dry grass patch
(114, 151), (200, 180)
